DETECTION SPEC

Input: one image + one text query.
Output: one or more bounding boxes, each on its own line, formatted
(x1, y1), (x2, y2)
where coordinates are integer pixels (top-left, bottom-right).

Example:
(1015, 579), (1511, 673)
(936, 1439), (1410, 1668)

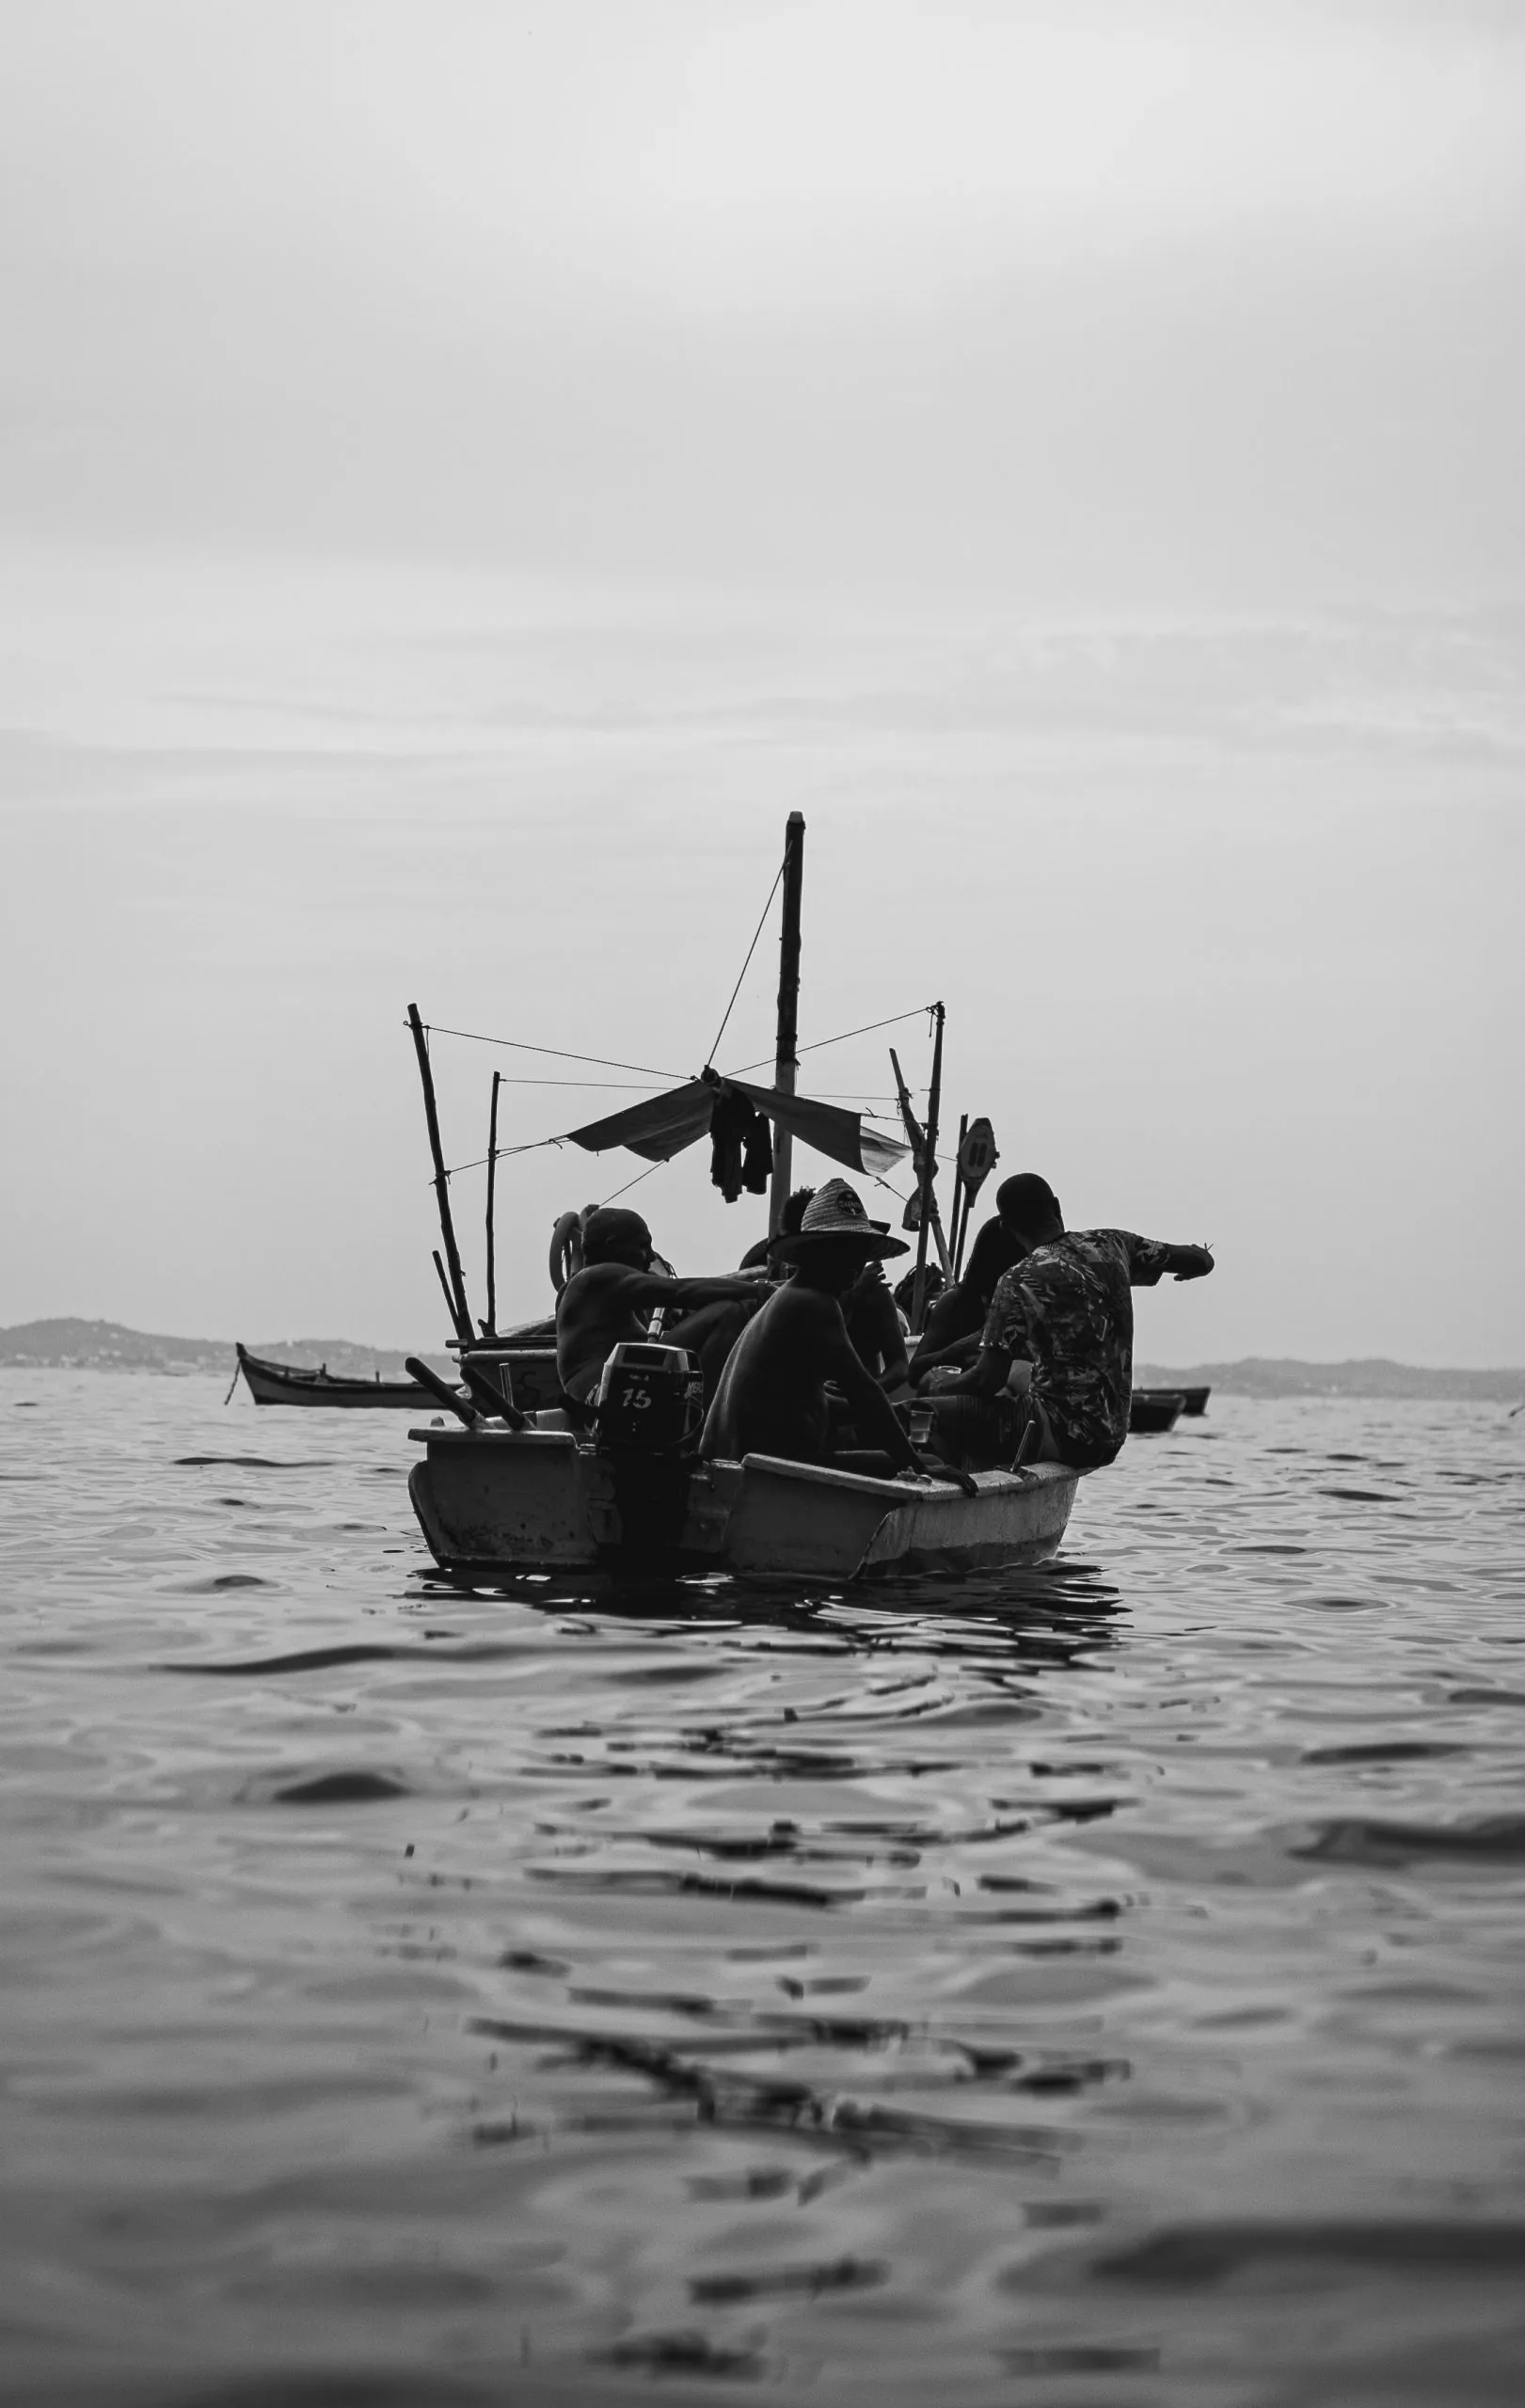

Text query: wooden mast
(406, 1002), (473, 1344)
(485, 1069), (501, 1337)
(909, 1001), (945, 1330)
(768, 812), (806, 1236)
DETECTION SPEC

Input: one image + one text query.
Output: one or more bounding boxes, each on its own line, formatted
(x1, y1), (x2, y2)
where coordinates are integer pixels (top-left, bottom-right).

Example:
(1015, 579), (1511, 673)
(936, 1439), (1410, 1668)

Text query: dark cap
(581, 1207), (653, 1263)
(995, 1173), (1059, 1232)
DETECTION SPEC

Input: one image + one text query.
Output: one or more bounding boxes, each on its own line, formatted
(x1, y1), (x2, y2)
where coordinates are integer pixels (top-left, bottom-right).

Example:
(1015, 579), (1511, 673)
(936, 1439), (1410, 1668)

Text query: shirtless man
(909, 1172), (1214, 1468)
(555, 1208), (760, 1409)
(702, 1180), (952, 1478)
(741, 1187), (909, 1392)
(842, 1256), (911, 1391)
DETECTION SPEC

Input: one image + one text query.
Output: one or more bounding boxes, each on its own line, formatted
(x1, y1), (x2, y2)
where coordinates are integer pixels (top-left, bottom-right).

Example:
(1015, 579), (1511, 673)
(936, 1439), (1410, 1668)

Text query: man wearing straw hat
(701, 1179), (957, 1480)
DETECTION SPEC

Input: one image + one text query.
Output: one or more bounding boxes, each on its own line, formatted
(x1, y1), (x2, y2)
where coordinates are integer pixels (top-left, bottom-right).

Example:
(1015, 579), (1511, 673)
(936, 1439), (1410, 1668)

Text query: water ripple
(3, 1372), (1523, 2401)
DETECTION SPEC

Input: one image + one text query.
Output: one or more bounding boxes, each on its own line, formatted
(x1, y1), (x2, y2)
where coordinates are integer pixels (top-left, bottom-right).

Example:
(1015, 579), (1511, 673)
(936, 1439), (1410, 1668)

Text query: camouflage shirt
(981, 1229), (1174, 1468)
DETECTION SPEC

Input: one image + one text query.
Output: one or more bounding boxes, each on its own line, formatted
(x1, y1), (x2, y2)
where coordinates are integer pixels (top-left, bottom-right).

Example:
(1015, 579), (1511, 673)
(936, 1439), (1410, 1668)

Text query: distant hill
(5, 1323), (1519, 1404)
(0, 1319), (453, 1380)
(1136, 1357), (1525, 1403)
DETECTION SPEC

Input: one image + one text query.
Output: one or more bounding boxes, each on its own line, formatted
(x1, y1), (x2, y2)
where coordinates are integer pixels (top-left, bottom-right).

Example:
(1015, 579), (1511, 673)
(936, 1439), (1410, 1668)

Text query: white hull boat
(407, 1423), (1080, 1581)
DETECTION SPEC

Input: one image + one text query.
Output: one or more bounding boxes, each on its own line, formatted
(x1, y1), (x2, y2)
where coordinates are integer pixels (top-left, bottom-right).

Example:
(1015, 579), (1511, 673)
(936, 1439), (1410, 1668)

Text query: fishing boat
(233, 1344), (429, 1410)
(1129, 1387), (1185, 1434)
(232, 1331), (562, 1415)
(408, 1418), (1079, 1580)
(402, 813), (1081, 1580)
(1179, 1385), (1211, 1416)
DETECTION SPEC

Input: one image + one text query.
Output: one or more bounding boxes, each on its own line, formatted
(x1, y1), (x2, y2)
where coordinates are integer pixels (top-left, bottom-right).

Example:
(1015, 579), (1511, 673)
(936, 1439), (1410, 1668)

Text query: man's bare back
(702, 1275), (922, 1470)
(555, 1228), (760, 1406)
(556, 1262), (658, 1404)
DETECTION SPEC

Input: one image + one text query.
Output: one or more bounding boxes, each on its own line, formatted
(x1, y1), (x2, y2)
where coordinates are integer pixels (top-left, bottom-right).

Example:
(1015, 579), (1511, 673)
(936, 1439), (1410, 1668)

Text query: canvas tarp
(564, 1078), (908, 1181)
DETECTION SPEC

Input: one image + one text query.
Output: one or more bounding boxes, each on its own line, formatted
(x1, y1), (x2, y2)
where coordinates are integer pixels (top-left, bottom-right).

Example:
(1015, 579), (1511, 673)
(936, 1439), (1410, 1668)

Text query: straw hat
(772, 1177), (909, 1261)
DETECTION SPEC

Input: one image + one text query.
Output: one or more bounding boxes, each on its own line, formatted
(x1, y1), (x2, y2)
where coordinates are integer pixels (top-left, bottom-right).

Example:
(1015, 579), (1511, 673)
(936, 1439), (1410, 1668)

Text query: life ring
(548, 1211), (584, 1296)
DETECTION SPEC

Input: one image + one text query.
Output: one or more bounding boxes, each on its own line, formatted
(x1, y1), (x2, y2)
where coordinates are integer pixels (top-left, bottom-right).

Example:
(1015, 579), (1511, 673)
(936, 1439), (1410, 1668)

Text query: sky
(1, 1), (1522, 1363)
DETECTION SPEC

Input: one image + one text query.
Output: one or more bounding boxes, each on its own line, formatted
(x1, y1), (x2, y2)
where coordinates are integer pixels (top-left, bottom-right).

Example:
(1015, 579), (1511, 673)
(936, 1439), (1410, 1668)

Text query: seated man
(743, 1185), (909, 1392)
(910, 1172), (1214, 1469)
(842, 1253), (911, 1392)
(914, 1176), (1039, 1366)
(555, 1208), (761, 1411)
(702, 1180), (945, 1477)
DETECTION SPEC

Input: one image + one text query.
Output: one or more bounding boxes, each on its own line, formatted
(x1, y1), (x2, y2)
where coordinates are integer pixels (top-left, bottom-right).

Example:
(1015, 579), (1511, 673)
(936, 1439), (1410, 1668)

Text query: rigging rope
(704, 858), (785, 1069)
(465, 1076), (664, 1090)
(420, 1023), (683, 1081)
(724, 1004), (935, 1079)
(442, 1135), (563, 1179)
(432, 1005), (936, 1182)
(596, 1156), (671, 1209)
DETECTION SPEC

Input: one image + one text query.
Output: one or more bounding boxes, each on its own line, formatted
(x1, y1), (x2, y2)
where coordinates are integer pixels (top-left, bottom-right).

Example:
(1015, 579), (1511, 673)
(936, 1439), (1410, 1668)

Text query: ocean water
(2, 1370), (1523, 2407)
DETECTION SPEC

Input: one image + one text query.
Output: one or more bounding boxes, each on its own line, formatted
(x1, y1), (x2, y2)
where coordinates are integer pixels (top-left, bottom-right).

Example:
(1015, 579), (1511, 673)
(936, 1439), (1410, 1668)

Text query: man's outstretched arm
(628, 1272), (762, 1311)
(1160, 1244), (1214, 1281)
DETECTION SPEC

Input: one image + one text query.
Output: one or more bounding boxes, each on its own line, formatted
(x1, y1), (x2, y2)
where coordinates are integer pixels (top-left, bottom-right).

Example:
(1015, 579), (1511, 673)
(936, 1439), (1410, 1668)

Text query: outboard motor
(592, 1342), (705, 1562)
(594, 1342), (705, 1455)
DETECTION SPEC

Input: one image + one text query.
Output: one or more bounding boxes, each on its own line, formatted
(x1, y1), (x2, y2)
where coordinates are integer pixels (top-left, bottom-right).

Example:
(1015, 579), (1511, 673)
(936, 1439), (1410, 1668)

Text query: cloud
(1, 6), (1521, 591)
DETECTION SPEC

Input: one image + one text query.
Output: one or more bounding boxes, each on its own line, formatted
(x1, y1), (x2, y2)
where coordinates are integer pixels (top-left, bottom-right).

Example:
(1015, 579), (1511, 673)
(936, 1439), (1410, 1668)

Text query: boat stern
(408, 1425), (609, 1571)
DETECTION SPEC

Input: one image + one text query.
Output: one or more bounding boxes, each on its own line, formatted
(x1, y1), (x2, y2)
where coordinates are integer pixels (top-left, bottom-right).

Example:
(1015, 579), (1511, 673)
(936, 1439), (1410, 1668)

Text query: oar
(459, 1359), (529, 1428)
(405, 1354), (530, 1430)
(405, 1356), (477, 1427)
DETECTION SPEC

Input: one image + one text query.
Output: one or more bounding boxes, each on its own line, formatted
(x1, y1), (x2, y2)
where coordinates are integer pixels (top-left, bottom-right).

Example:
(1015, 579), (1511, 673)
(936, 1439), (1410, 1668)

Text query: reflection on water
(2, 1371), (1523, 2404)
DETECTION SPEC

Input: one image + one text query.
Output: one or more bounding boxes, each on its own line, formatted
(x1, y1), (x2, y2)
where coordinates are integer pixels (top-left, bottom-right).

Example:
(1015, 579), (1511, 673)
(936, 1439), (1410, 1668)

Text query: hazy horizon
(3, 4), (1522, 1364)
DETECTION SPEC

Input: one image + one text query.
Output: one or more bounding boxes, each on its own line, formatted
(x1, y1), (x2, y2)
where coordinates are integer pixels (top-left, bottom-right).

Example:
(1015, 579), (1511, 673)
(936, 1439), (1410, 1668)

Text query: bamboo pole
(891, 1042), (950, 1297)
(909, 1002), (945, 1331)
(432, 1250), (462, 1339)
(407, 1002), (472, 1343)
(948, 1111), (969, 1278)
(768, 813), (806, 1237)
(485, 1069), (501, 1337)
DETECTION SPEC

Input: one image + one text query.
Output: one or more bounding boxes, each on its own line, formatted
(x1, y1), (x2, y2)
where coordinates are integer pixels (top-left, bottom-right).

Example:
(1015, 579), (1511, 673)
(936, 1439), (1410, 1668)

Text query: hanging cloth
(741, 1112), (773, 1194)
(707, 1087), (755, 1202)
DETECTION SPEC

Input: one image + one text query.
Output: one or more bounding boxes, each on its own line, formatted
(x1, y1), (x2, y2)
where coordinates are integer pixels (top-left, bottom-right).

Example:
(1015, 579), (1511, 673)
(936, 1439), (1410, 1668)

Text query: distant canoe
(1178, 1386), (1211, 1417)
(1129, 1388), (1185, 1435)
(234, 1344), (428, 1409)
(233, 1334), (564, 1414)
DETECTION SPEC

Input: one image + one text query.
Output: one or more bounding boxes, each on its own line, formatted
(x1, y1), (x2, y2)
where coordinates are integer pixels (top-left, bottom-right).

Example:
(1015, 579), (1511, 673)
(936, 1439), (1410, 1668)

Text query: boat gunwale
(408, 1424), (1080, 1498)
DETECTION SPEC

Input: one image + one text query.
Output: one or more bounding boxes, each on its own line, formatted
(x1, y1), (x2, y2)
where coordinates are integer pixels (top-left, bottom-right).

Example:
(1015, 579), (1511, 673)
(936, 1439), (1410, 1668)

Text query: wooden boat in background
(1179, 1385), (1211, 1416)
(233, 1344), (429, 1409)
(1129, 1388), (1185, 1434)
(234, 1331), (564, 1414)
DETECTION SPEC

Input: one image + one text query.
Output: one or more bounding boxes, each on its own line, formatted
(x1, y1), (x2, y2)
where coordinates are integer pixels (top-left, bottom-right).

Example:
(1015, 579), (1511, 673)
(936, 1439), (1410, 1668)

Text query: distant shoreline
(1132, 1359), (1524, 1403)
(0, 1320), (457, 1382)
(2, 1317), (1521, 1402)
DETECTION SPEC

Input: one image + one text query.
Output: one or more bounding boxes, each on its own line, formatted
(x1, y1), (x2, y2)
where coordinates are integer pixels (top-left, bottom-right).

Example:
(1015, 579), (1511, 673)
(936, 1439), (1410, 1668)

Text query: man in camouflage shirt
(910, 1173), (1214, 1468)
